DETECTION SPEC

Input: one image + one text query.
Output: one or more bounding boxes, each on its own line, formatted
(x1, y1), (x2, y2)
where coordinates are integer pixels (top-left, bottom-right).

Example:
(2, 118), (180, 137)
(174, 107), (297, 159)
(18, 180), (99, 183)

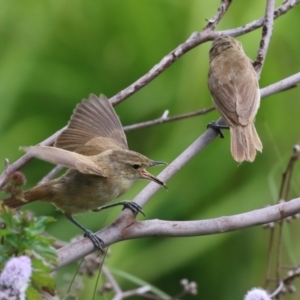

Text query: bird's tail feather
(2, 185), (49, 209)
(230, 123), (262, 163)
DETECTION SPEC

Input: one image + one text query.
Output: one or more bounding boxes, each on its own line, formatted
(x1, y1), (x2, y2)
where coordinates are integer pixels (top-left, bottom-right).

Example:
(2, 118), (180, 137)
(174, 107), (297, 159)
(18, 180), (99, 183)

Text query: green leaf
(31, 271), (56, 295)
(26, 286), (42, 300)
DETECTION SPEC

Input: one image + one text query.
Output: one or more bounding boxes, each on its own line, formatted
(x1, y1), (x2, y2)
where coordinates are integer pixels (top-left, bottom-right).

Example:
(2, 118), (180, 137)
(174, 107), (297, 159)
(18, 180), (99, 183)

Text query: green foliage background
(1, 0), (300, 299)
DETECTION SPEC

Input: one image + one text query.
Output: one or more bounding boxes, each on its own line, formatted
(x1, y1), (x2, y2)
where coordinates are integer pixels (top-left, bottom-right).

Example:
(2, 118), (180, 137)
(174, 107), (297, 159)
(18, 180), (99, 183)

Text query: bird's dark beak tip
(152, 160), (168, 166)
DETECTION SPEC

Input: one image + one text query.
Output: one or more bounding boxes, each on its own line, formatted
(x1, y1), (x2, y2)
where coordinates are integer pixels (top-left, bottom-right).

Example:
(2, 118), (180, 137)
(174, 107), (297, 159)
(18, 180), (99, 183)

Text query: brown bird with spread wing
(3, 94), (167, 250)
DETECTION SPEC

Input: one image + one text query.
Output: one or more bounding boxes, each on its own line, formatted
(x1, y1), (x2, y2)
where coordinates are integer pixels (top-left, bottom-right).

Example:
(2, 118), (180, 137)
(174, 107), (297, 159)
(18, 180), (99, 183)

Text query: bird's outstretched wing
(21, 146), (107, 177)
(55, 94), (128, 155)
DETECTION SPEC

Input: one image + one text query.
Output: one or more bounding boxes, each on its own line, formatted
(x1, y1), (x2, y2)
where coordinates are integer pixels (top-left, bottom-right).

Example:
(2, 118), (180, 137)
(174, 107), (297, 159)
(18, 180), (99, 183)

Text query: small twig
(264, 226), (275, 287)
(264, 145), (300, 289)
(0, 128), (65, 188)
(254, 0), (275, 76)
(102, 266), (123, 295)
(123, 106), (215, 132)
(282, 266), (300, 286)
(276, 146), (300, 282)
(270, 263), (300, 297)
(4, 159), (9, 169)
(204, 0), (232, 29)
(269, 280), (284, 298)
(279, 146), (300, 201)
(38, 165), (64, 185)
(120, 286), (152, 299)
(276, 218), (284, 282)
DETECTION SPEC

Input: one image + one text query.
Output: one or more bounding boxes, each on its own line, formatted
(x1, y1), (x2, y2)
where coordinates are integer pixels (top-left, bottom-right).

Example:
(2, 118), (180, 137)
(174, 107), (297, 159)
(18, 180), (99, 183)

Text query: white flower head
(0, 256), (32, 300)
(244, 288), (271, 300)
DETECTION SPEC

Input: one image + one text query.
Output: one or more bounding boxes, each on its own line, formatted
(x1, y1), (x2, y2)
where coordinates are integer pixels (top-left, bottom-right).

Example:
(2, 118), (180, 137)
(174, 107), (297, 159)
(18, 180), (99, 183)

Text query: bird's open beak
(139, 160), (167, 189)
(140, 168), (167, 189)
(151, 160), (168, 167)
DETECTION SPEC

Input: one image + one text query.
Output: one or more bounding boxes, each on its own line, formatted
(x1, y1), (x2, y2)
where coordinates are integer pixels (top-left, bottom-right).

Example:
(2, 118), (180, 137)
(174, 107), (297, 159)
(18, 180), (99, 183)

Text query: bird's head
(101, 149), (167, 188)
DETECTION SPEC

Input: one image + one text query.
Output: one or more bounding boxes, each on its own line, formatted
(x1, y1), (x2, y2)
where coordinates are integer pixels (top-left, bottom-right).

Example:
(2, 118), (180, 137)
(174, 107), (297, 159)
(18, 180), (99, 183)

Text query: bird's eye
(132, 164), (140, 169)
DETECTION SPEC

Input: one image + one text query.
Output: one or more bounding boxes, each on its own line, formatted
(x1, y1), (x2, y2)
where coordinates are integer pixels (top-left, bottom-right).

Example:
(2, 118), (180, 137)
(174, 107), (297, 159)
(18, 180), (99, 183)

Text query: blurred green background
(1, 0), (300, 299)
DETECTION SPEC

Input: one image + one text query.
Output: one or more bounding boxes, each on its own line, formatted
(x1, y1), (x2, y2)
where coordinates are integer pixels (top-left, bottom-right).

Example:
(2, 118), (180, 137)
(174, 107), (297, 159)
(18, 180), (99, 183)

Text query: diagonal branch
(53, 69), (300, 269)
(204, 0), (232, 30)
(110, 0), (299, 106)
(254, 0), (275, 75)
(1, 72), (300, 189)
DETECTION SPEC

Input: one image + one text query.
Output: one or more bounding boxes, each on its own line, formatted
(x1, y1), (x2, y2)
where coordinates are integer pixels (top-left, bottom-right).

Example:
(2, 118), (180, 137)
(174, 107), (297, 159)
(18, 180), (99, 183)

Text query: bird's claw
(93, 200), (145, 216)
(207, 121), (229, 138)
(84, 229), (105, 252)
(122, 200), (145, 216)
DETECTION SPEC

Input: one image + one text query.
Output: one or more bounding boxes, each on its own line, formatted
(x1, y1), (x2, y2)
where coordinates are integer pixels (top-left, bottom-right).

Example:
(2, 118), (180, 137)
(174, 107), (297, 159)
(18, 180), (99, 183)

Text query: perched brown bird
(208, 35), (262, 162)
(3, 94), (167, 250)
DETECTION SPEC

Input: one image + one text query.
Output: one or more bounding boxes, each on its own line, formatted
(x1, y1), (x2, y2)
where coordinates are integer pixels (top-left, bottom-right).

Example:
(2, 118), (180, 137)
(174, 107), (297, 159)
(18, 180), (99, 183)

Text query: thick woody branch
(54, 70), (300, 269)
(55, 196), (300, 270)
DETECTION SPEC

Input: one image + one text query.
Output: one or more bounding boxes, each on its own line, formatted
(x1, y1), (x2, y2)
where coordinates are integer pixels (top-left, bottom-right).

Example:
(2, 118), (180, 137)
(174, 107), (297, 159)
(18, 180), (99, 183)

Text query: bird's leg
(207, 121), (229, 138)
(65, 214), (104, 252)
(93, 201), (145, 216)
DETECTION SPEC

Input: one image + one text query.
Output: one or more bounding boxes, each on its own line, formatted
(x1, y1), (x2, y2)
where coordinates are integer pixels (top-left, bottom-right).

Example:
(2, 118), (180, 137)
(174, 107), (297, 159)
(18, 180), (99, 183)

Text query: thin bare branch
(254, 0), (275, 75)
(260, 72), (300, 98)
(109, 30), (214, 106)
(264, 144), (300, 288)
(0, 128), (65, 188)
(123, 106), (215, 132)
(38, 165), (64, 185)
(102, 267), (122, 295)
(110, 1), (299, 107)
(204, 0), (232, 30)
(223, 0), (300, 37)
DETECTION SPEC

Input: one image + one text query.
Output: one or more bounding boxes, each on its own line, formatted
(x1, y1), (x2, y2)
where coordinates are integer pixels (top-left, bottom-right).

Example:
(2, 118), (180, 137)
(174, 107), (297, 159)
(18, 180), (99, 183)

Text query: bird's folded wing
(55, 94), (128, 155)
(21, 146), (107, 177)
(209, 79), (259, 126)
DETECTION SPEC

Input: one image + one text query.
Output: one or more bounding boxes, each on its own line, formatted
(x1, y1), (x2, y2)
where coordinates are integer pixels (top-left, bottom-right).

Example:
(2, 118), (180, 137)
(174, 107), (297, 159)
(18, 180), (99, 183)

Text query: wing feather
(55, 94), (128, 155)
(209, 58), (259, 127)
(21, 146), (107, 177)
